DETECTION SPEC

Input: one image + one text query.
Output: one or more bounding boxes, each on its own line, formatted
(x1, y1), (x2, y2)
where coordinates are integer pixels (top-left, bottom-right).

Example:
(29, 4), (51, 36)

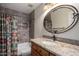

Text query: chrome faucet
(53, 35), (56, 41)
(53, 30), (57, 41)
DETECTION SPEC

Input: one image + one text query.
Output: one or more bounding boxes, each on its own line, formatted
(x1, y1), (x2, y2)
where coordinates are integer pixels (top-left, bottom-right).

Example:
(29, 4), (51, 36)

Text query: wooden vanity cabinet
(31, 42), (56, 56)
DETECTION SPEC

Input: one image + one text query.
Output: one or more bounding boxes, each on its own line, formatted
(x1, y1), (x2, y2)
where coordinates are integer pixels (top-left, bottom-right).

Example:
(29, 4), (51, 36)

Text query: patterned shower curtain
(0, 13), (17, 56)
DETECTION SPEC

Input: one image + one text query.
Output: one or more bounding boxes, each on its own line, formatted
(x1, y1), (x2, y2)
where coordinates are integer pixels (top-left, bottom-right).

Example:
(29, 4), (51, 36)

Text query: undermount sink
(42, 40), (57, 46)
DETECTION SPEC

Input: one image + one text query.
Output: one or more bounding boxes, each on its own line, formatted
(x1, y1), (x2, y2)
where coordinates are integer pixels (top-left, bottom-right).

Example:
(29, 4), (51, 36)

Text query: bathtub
(18, 42), (31, 56)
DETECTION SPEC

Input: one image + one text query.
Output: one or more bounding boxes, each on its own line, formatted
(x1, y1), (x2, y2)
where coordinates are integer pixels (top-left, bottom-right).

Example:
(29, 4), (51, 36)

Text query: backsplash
(42, 35), (79, 46)
(0, 6), (29, 43)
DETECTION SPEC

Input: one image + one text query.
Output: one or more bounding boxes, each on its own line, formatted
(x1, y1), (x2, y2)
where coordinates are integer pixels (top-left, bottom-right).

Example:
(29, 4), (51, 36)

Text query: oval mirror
(44, 5), (78, 34)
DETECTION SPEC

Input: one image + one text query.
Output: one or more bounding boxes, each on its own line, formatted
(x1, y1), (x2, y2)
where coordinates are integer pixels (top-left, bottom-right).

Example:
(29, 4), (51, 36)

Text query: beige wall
(34, 4), (57, 38)
(34, 3), (79, 40)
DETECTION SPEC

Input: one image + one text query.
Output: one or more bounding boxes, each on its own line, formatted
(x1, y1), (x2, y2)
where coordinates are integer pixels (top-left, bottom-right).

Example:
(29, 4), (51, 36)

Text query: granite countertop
(31, 37), (79, 56)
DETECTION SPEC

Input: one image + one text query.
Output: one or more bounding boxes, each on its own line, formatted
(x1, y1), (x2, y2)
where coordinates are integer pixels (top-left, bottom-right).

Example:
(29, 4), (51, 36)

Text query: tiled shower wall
(29, 11), (34, 39)
(0, 6), (29, 43)
(17, 16), (29, 43)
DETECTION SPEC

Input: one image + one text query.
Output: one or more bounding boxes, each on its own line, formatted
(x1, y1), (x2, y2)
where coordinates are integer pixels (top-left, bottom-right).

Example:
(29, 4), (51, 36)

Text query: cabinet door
(31, 43), (40, 56)
(37, 46), (49, 56)
(31, 42), (57, 56)
(31, 42), (49, 56)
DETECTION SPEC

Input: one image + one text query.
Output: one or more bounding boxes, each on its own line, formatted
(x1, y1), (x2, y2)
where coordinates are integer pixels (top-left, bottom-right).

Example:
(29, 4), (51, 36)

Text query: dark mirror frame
(43, 5), (78, 34)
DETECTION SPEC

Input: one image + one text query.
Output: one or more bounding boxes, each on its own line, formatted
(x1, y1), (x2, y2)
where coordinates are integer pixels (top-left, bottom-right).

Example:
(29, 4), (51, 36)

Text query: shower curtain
(0, 13), (17, 56)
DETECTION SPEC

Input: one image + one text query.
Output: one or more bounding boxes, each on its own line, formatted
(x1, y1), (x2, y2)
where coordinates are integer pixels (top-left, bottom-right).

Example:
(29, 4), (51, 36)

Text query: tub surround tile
(29, 11), (35, 39)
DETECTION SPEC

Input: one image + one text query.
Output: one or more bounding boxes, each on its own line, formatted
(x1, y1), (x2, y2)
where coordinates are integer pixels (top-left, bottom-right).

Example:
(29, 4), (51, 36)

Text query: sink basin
(42, 40), (57, 46)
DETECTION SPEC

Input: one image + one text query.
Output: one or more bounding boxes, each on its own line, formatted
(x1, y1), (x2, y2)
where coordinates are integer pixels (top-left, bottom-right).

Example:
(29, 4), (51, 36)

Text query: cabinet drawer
(32, 43), (38, 50)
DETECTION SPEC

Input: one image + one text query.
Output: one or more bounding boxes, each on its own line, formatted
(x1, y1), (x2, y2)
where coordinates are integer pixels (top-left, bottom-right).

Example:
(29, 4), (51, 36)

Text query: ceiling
(0, 3), (41, 14)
